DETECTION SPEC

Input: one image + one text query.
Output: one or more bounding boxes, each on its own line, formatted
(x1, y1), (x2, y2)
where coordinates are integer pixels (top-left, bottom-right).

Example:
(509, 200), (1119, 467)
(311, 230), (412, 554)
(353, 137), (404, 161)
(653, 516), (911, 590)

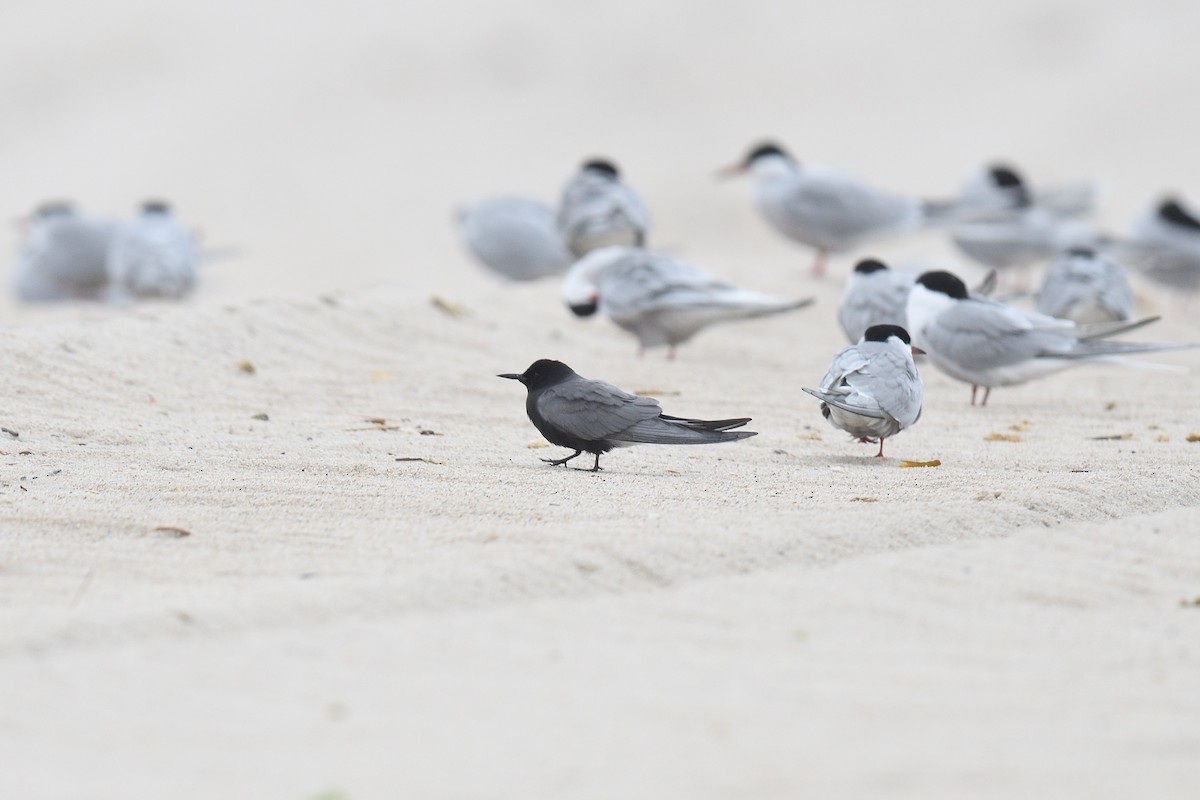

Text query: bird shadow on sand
(781, 448), (917, 468)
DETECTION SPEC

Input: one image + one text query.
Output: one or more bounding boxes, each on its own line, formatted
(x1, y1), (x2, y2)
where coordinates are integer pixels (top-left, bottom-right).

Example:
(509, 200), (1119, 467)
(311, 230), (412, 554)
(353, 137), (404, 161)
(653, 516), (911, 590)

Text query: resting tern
(562, 245), (814, 358)
(106, 200), (199, 300)
(838, 257), (998, 344)
(1125, 196), (1200, 293)
(456, 196), (572, 281)
(803, 324), (923, 458)
(719, 141), (995, 277)
(557, 159), (650, 258)
(949, 163), (1099, 272)
(13, 201), (114, 302)
(1035, 247), (1133, 324)
(906, 270), (1192, 405)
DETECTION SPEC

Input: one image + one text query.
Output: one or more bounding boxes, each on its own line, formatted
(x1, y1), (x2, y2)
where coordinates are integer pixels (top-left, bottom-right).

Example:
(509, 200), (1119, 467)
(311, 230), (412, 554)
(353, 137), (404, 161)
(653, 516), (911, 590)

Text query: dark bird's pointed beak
(911, 346), (926, 356)
(498, 373), (525, 383)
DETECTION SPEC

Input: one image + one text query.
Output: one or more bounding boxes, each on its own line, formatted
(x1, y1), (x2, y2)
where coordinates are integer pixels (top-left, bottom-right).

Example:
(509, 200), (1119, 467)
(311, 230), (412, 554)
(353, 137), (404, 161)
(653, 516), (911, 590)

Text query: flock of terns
(12, 200), (200, 303)
(6, 148), (1197, 470)
(461, 142), (1200, 468)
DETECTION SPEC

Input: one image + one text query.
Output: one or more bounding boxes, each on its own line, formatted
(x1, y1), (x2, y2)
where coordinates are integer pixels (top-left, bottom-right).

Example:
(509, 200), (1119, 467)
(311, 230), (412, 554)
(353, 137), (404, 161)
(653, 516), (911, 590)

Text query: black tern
(499, 359), (756, 471)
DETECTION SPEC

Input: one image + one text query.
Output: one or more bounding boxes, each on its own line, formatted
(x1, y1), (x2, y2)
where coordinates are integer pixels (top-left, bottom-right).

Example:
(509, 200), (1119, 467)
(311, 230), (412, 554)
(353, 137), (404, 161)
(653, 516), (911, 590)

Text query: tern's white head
(906, 271), (969, 350)
(560, 246), (631, 317)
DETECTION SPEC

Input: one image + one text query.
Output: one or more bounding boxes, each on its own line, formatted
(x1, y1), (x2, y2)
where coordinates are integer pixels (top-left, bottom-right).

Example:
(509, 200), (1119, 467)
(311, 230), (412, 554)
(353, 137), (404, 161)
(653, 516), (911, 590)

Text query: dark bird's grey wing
(536, 378), (664, 441)
(617, 417), (757, 444)
(537, 378), (756, 446)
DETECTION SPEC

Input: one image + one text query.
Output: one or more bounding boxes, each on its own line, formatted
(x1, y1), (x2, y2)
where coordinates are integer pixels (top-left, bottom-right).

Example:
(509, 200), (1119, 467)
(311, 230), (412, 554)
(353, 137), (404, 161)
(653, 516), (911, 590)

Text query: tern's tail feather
(801, 387), (889, 420)
(1076, 316), (1160, 341)
(695, 291), (814, 317)
(1064, 339), (1200, 359)
(1096, 356), (1188, 373)
(920, 196), (1016, 226)
(616, 415), (757, 445)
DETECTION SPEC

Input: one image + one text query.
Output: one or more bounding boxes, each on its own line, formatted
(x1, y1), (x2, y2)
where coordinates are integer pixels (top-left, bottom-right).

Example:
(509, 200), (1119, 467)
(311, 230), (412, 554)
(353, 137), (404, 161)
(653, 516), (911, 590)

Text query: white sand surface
(2, 2), (1200, 798)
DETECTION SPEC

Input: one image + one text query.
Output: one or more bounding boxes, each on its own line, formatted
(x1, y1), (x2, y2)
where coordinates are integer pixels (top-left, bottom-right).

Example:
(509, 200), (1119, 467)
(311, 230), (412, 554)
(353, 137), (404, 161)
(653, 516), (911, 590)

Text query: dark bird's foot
(541, 449), (583, 467)
(588, 453), (603, 472)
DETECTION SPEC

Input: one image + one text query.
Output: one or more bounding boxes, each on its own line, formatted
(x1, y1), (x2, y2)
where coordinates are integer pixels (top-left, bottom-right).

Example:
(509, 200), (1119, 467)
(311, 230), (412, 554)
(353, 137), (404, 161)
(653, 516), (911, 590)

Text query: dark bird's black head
(915, 270), (969, 300)
(987, 164), (1031, 207)
(568, 301), (598, 317)
(854, 258), (889, 275)
(582, 159), (620, 179)
(498, 359), (578, 390)
(863, 324), (911, 345)
(1158, 197), (1200, 232)
(141, 199), (172, 214)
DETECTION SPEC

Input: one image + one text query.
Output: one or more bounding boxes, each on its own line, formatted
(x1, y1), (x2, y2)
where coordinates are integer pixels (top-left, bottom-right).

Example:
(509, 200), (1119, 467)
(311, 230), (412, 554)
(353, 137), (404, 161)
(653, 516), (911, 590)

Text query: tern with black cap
(906, 269), (1193, 406)
(561, 245), (813, 358)
(803, 324), (924, 458)
(557, 158), (650, 258)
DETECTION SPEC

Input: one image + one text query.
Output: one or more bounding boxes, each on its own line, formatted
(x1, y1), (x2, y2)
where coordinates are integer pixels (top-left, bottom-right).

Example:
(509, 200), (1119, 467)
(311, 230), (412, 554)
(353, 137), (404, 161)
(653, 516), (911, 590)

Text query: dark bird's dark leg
(589, 453), (603, 472)
(875, 438), (886, 458)
(970, 384), (978, 405)
(981, 387), (992, 406)
(542, 450), (582, 467)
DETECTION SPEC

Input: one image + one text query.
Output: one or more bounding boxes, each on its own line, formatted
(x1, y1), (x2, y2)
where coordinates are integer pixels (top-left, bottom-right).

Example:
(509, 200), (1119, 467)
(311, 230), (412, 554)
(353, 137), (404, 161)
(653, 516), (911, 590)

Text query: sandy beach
(2, 2), (1200, 798)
